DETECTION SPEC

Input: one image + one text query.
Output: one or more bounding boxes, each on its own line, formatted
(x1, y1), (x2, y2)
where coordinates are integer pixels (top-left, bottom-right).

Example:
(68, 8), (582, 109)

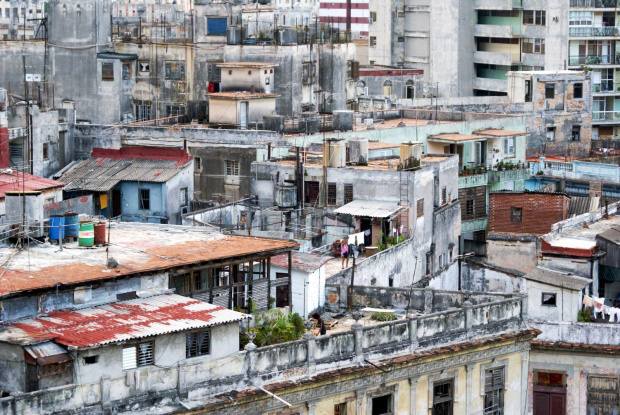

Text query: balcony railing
(592, 82), (620, 93)
(592, 111), (620, 121)
(569, 26), (620, 37)
(569, 54), (618, 65)
(488, 168), (530, 183)
(570, 0), (620, 7)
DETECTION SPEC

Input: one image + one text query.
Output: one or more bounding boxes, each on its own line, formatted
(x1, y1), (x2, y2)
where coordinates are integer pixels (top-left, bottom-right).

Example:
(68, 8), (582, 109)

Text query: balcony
(459, 172), (488, 188)
(487, 167), (530, 183)
(462, 217), (488, 233)
(473, 77), (508, 93)
(569, 26), (620, 37)
(568, 54), (618, 66)
(592, 111), (620, 123)
(592, 82), (620, 94)
(473, 24), (514, 38)
(570, 0), (620, 7)
(474, 50), (520, 66)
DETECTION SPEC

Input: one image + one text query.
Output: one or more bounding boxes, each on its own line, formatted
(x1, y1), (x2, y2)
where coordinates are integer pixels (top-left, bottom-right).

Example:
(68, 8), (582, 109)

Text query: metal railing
(545, 161), (573, 172)
(569, 26), (620, 37)
(570, 0), (619, 6)
(592, 111), (620, 121)
(592, 82), (620, 93)
(569, 54), (618, 65)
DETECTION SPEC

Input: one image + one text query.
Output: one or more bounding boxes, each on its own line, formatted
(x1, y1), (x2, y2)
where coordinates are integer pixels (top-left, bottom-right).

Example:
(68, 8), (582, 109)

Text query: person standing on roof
(341, 237), (349, 269)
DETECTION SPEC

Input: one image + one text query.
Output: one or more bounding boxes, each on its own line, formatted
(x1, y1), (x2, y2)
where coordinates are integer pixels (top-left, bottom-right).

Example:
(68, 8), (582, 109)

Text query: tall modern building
(568, 0), (620, 140)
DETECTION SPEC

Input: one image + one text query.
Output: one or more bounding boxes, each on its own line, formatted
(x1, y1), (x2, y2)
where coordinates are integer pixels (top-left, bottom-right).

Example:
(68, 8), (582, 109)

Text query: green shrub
(371, 312), (397, 321)
(241, 310), (306, 349)
(578, 308), (592, 322)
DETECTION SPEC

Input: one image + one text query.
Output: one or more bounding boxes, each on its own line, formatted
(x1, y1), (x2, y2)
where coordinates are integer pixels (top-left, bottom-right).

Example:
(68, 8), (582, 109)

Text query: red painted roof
(0, 172), (64, 199)
(0, 294), (248, 348)
(541, 239), (598, 257)
(91, 147), (192, 163)
(525, 155), (579, 163)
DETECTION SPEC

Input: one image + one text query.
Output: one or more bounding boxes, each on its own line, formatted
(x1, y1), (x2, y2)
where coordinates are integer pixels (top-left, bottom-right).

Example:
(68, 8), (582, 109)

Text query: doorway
(112, 189), (122, 217)
(361, 218), (372, 246)
(239, 101), (248, 129)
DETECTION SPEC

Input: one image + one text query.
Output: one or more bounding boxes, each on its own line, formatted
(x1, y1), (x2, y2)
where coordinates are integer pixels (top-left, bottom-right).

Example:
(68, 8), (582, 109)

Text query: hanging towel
(348, 231), (365, 246)
(593, 296), (605, 318)
(583, 295), (593, 307)
(609, 307), (620, 323)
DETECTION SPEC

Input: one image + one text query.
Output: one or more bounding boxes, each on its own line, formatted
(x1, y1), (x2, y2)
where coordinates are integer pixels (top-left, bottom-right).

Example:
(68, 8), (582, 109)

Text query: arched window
(356, 81), (366, 96)
(383, 80), (393, 96)
(405, 79), (414, 99)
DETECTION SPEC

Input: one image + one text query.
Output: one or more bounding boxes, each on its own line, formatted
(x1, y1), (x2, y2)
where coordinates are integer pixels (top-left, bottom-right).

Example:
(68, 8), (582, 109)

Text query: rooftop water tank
(400, 141), (422, 170)
(323, 138), (346, 168)
(348, 138), (369, 165)
(276, 183), (297, 210)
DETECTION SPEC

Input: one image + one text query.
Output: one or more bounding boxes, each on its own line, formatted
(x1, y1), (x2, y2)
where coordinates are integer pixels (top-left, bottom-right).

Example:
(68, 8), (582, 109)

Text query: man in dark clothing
(312, 312), (327, 335)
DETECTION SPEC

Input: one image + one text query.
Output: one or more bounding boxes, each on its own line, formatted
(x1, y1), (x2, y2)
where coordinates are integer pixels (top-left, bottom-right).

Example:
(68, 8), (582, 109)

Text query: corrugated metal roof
(58, 157), (192, 192)
(0, 294), (249, 348)
(0, 172), (64, 199)
(334, 200), (403, 218)
(523, 266), (591, 291)
(568, 196), (600, 218)
(270, 252), (332, 273)
(23, 341), (73, 365)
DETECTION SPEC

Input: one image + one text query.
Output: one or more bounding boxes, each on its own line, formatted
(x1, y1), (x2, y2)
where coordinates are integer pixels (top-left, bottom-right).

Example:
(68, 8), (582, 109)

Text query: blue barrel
(49, 216), (65, 240)
(64, 213), (79, 238)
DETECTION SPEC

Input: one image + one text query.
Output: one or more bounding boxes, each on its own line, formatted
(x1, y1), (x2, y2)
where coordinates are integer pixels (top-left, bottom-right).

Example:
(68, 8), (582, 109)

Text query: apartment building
(568, 0), (620, 140)
(0, 0), (45, 40)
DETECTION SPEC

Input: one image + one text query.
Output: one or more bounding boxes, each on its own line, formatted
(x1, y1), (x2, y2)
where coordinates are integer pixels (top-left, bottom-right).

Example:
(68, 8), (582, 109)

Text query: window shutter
(138, 342), (154, 366)
(207, 18), (217, 34)
(122, 346), (137, 370)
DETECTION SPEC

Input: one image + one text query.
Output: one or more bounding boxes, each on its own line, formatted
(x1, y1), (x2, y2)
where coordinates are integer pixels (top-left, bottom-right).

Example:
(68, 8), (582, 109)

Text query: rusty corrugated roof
(1, 294), (249, 348)
(0, 172), (64, 199)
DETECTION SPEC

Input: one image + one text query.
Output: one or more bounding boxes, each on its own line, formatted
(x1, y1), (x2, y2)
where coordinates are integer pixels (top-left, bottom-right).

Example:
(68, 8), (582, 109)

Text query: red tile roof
(0, 172), (64, 199)
(90, 147), (191, 162)
(0, 294), (248, 348)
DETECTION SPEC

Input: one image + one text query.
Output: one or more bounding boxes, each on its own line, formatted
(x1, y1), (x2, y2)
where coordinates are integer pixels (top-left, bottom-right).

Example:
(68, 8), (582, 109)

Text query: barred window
(225, 160), (239, 176)
(186, 330), (211, 358)
(122, 341), (154, 370)
(102, 63), (114, 81)
(344, 184), (354, 204)
(165, 62), (185, 80)
(484, 368), (504, 415)
(327, 183), (337, 205)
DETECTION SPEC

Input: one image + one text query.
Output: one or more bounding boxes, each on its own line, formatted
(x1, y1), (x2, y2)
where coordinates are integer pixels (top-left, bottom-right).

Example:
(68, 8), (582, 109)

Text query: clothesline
(583, 295), (620, 323)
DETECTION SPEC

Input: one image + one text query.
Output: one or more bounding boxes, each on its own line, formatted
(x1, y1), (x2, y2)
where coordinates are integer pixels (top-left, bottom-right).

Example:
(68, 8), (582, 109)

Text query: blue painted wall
(117, 181), (168, 223)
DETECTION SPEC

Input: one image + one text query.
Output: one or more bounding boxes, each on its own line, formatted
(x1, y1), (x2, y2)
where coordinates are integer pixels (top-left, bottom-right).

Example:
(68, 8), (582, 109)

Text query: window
(383, 80), (393, 96)
(135, 104), (150, 121)
(334, 403), (347, 415)
(165, 62), (185, 80)
(546, 127), (556, 141)
(225, 160), (239, 176)
(510, 207), (522, 223)
(370, 36), (377, 47)
(45, 197), (55, 206)
(139, 188), (150, 210)
(503, 137), (515, 157)
(542, 292), (557, 306)
(166, 105), (185, 117)
(101, 62), (114, 81)
(344, 184), (354, 204)
(122, 341), (154, 370)
(371, 394), (392, 415)
(441, 186), (447, 205)
(138, 61), (150, 73)
(522, 38), (545, 54)
(425, 252), (432, 275)
(572, 125), (581, 141)
(347, 60), (360, 79)
(397, 36), (404, 42)
(569, 11), (593, 26)
(122, 62), (132, 80)
(356, 81), (367, 96)
(587, 375), (619, 415)
(206, 17), (227, 35)
(42, 143), (49, 160)
(523, 10), (546, 25)
(180, 187), (188, 207)
(195, 157), (202, 171)
(186, 330), (210, 358)
(4, 9), (8, 18)
(433, 380), (454, 415)
(84, 355), (99, 365)
(574, 83), (583, 99)
(417, 198), (424, 218)
(327, 183), (337, 205)
(302, 61), (316, 85)
(484, 368), (504, 415)
(545, 83), (555, 99)
(370, 11), (377, 22)
(466, 200), (474, 215)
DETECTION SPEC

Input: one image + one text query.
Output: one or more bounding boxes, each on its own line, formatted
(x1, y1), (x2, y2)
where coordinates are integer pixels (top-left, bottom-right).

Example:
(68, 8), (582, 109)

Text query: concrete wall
(119, 182), (167, 222)
(486, 237), (538, 275)
(221, 67), (275, 94)
(165, 163), (194, 225)
(0, 343), (25, 392)
(526, 280), (581, 323)
(461, 260), (523, 293)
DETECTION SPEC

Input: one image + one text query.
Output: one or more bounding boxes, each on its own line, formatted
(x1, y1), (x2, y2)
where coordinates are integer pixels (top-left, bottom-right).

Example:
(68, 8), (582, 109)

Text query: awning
(334, 200), (403, 218)
(427, 133), (486, 143)
(23, 342), (73, 366)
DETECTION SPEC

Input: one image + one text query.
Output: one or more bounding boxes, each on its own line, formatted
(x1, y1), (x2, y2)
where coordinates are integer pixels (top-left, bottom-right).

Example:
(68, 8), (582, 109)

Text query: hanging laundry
(348, 231), (365, 246)
(583, 295), (593, 307)
(608, 307), (620, 323)
(364, 229), (371, 236)
(593, 296), (605, 318)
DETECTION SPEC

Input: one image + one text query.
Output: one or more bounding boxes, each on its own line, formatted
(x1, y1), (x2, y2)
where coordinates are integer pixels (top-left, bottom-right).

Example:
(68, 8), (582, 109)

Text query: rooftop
(597, 226), (620, 245)
(0, 222), (297, 298)
(270, 252), (332, 273)
(368, 141), (400, 150)
(428, 133), (486, 143)
(523, 267), (592, 291)
(0, 172), (64, 199)
(0, 293), (248, 348)
(216, 62), (278, 68)
(474, 129), (528, 137)
(56, 147), (192, 192)
(563, 215), (620, 241)
(206, 92), (279, 99)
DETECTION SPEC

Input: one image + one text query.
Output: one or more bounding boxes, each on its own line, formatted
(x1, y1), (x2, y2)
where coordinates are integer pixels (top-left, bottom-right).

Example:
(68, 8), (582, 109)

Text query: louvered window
(122, 341), (154, 370)
(327, 183), (337, 205)
(484, 368), (504, 415)
(186, 330), (211, 358)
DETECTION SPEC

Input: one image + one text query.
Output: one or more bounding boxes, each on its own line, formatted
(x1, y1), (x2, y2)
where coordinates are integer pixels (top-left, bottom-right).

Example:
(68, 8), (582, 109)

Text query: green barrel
(78, 221), (95, 247)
